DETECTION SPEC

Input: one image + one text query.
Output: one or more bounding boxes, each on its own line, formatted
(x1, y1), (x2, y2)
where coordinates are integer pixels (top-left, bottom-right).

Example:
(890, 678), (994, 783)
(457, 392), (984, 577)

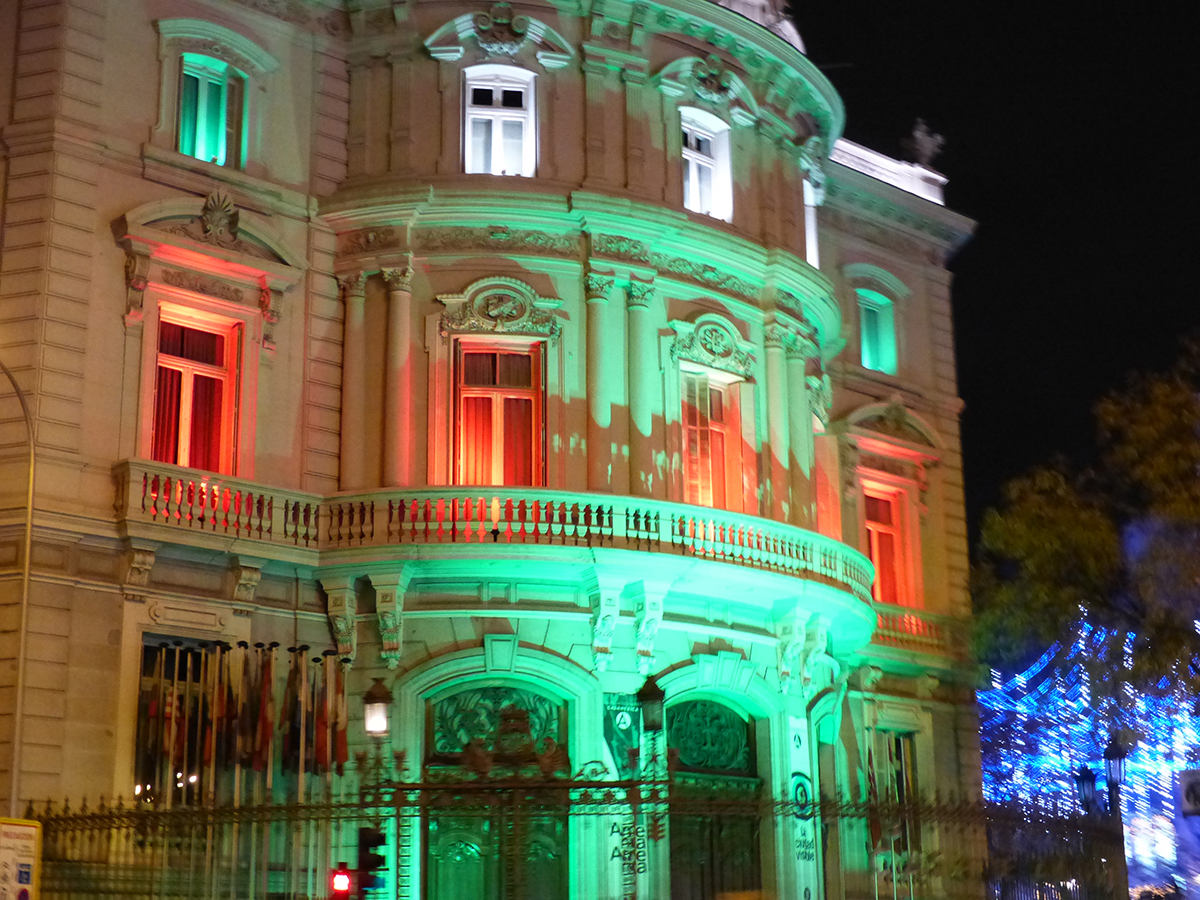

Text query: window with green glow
(177, 54), (244, 168)
(857, 289), (897, 375)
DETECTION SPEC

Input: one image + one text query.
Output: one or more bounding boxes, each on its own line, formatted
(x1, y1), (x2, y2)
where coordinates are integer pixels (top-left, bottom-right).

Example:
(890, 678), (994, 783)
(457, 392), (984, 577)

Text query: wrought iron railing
(32, 789), (1123, 900)
(114, 460), (876, 604)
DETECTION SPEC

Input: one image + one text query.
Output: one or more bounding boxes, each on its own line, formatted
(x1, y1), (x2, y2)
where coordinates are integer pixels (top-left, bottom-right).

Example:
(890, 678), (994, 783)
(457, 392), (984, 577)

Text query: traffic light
(331, 862), (351, 899)
(357, 825), (386, 894)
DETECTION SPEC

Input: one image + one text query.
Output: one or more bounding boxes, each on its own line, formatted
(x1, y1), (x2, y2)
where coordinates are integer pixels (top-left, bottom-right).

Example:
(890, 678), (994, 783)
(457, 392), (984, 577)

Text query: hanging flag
(280, 651), (299, 773)
(334, 663), (349, 777)
(314, 662), (329, 774)
(304, 663), (317, 774)
(254, 648), (275, 772)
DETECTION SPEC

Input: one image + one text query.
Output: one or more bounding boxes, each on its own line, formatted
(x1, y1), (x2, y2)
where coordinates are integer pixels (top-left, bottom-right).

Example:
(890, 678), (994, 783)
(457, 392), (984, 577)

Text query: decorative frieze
(630, 583), (664, 675)
(338, 227), (401, 257)
(416, 226), (578, 257)
(162, 269), (245, 304)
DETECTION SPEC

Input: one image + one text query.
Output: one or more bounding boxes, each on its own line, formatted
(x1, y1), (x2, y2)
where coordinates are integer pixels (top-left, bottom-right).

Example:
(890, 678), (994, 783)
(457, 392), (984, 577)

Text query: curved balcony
(115, 459), (874, 605)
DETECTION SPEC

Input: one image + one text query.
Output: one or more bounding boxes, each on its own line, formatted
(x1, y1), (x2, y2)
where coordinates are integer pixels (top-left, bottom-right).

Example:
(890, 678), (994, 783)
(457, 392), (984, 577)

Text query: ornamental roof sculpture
(710, 0), (805, 51)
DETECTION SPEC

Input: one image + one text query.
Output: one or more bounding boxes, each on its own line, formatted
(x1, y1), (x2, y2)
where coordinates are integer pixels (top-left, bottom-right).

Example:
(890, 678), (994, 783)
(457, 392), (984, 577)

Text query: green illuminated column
(627, 281), (661, 498)
(382, 264), (413, 487)
(338, 271), (367, 490)
(764, 323), (791, 521)
(586, 274), (615, 491)
(787, 334), (816, 529)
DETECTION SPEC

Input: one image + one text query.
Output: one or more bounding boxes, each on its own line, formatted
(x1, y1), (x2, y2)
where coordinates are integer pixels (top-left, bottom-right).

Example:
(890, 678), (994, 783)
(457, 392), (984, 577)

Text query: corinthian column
(338, 272), (367, 490)
(382, 264), (413, 487)
(586, 274), (615, 492)
(626, 281), (661, 498)
(764, 324), (791, 521)
(787, 333), (817, 529)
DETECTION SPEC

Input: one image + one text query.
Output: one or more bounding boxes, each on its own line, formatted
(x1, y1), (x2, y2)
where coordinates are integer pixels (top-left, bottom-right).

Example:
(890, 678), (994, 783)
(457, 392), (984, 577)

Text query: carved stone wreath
(439, 278), (560, 338)
(671, 318), (754, 377)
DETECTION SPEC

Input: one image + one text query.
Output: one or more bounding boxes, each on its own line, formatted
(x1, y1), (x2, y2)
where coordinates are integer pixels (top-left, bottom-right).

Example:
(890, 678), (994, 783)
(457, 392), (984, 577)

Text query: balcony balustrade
(115, 459), (876, 605)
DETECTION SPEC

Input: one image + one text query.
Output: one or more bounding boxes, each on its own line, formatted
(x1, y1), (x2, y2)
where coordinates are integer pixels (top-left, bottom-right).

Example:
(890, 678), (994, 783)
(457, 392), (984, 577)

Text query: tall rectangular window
(857, 289), (897, 374)
(865, 491), (904, 605)
(464, 68), (535, 177)
(152, 313), (239, 474)
(680, 108), (733, 221)
(178, 54), (244, 167)
(682, 371), (739, 510)
(456, 345), (543, 486)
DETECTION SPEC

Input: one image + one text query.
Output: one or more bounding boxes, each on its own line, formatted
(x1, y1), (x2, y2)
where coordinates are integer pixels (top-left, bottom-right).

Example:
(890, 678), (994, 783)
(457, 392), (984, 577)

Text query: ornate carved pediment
(854, 399), (936, 447)
(654, 56), (758, 126)
(671, 315), (755, 378)
(425, 6), (574, 68)
(438, 276), (561, 339)
(115, 193), (303, 346)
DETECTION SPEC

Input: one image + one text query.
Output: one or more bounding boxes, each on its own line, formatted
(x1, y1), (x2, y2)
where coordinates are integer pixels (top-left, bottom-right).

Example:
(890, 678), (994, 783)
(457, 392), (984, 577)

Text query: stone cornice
(825, 161), (976, 260)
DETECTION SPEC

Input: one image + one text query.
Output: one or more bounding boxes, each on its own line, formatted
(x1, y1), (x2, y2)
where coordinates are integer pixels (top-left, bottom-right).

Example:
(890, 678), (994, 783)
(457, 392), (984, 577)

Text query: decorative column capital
(585, 272), (615, 301)
(764, 322), (791, 348)
(381, 260), (414, 293)
(626, 280), (655, 309)
(337, 271), (367, 301)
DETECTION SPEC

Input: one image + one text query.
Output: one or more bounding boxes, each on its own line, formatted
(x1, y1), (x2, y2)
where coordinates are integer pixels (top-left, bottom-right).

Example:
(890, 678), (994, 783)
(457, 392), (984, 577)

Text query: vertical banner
(0, 817), (40, 900)
(789, 715), (821, 892)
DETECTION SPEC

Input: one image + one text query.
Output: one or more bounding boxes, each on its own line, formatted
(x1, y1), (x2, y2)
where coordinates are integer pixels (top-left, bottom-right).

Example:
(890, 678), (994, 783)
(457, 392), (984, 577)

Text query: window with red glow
(151, 315), (239, 473)
(682, 371), (739, 509)
(455, 344), (543, 486)
(865, 492), (904, 605)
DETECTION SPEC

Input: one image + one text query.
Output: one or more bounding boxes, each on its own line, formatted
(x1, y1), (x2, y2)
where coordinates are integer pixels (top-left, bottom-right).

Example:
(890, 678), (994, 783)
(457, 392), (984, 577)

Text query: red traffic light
(331, 861), (352, 897)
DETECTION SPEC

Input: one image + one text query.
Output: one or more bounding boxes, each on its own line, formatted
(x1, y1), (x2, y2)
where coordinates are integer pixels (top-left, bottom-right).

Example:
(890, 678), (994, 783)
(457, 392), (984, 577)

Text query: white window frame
(178, 54), (245, 168)
(680, 107), (732, 222)
(463, 64), (537, 177)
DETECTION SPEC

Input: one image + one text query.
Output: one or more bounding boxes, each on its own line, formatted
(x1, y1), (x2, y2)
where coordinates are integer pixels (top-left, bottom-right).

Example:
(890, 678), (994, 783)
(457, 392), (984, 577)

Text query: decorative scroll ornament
(167, 191), (274, 260)
(694, 55), (733, 102)
(630, 583), (664, 676)
(473, 2), (528, 56)
(321, 578), (357, 661)
(123, 546), (156, 601)
(162, 269), (244, 304)
(671, 318), (754, 377)
(370, 569), (411, 669)
(666, 700), (752, 772)
(438, 277), (560, 338)
(798, 136), (827, 204)
(591, 590), (619, 672)
(807, 373), (832, 426)
(124, 252), (150, 317)
(232, 562), (262, 603)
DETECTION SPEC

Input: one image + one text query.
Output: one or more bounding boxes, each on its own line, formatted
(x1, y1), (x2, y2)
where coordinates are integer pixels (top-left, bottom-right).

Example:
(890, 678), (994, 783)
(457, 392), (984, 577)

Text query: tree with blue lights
(974, 338), (1200, 890)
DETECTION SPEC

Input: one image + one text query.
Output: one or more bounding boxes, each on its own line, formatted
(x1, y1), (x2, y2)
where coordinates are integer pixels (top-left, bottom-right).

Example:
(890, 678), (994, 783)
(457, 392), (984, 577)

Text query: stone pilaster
(763, 324), (791, 522)
(337, 272), (368, 490)
(382, 264), (414, 487)
(626, 281), (660, 498)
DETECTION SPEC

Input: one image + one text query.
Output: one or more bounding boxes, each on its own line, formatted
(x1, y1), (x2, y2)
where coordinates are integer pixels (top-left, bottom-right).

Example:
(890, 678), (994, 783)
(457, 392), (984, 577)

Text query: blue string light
(978, 621), (1200, 889)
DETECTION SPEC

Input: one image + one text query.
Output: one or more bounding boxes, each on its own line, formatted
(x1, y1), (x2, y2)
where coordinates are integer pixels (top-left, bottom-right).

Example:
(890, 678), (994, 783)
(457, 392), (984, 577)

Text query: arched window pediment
(425, 5), (574, 69)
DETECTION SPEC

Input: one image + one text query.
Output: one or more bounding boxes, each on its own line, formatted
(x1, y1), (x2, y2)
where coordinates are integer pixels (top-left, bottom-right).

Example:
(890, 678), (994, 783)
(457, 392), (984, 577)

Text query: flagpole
(230, 640), (247, 900)
(249, 642), (263, 900)
(151, 642), (167, 804)
(165, 642), (182, 811)
(262, 641), (278, 900)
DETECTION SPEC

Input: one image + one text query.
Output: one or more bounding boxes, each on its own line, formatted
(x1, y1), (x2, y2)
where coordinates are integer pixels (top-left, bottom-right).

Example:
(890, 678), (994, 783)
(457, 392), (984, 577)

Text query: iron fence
(30, 788), (1123, 900)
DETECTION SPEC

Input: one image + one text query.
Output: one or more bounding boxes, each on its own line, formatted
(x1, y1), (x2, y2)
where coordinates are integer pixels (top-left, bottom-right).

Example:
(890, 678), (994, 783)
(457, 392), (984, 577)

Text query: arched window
(463, 65), (536, 176)
(177, 54), (245, 167)
(680, 108), (733, 221)
(856, 288), (897, 374)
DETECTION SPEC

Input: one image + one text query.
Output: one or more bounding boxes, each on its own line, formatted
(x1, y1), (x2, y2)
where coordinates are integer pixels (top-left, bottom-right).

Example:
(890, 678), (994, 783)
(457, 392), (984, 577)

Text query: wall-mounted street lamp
(637, 677), (665, 734)
(1074, 765), (1098, 814)
(363, 678), (392, 738)
(1103, 735), (1127, 789)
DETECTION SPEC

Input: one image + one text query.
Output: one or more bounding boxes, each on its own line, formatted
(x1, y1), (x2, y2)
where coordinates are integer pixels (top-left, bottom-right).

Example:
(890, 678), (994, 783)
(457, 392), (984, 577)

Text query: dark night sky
(795, 5), (1196, 544)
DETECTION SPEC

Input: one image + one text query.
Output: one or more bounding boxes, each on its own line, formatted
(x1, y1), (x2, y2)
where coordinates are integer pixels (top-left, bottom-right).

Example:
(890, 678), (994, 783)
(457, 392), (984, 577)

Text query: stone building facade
(0, 0), (976, 897)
